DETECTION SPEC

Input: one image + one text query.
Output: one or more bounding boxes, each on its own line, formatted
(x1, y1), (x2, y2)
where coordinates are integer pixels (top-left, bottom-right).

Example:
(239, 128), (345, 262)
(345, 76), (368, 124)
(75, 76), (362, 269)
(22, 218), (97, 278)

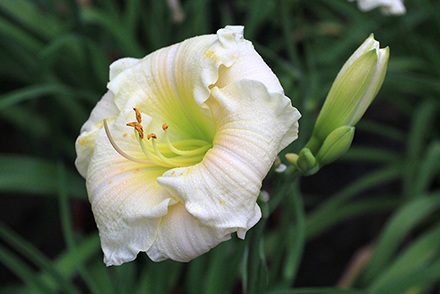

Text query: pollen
(204, 50), (220, 63)
(133, 107), (142, 123)
(147, 133), (157, 140)
(127, 122), (144, 139)
(123, 133), (128, 137)
(78, 138), (86, 145)
(126, 108), (145, 139)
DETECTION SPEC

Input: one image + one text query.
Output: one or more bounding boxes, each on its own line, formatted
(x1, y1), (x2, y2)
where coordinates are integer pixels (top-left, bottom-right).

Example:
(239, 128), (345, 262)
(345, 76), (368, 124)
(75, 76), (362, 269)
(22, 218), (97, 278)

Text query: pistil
(106, 108), (213, 169)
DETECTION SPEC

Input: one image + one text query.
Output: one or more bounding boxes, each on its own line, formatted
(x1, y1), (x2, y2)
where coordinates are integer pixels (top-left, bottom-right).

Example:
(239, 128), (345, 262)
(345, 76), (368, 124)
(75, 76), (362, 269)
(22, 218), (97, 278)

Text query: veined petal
(75, 26), (301, 264)
(147, 202), (230, 262)
(106, 26), (247, 142)
(75, 91), (119, 178)
(158, 80), (300, 239)
(86, 110), (176, 266)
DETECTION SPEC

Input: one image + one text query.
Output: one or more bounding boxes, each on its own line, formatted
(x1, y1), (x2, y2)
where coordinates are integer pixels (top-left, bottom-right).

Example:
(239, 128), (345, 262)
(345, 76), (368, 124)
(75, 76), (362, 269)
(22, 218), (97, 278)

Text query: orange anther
(126, 121), (144, 139)
(162, 123), (169, 130)
(133, 108), (142, 123)
(147, 133), (157, 140)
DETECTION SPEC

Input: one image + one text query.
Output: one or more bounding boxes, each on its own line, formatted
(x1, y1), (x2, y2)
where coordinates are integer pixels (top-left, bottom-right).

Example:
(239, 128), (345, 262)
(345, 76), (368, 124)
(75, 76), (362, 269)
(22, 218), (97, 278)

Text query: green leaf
(0, 0), (64, 41)
(243, 219), (268, 294)
(0, 155), (86, 199)
(411, 141), (440, 196)
(0, 222), (81, 294)
(362, 195), (440, 284)
(306, 166), (402, 239)
(0, 244), (53, 294)
(282, 184), (306, 284)
(0, 84), (74, 110)
(369, 222), (440, 293)
(267, 287), (369, 294)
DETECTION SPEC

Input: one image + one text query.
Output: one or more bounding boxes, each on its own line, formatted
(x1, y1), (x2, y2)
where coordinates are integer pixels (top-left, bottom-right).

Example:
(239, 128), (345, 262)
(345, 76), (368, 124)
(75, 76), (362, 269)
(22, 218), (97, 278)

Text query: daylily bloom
(75, 26), (300, 265)
(348, 0), (406, 15)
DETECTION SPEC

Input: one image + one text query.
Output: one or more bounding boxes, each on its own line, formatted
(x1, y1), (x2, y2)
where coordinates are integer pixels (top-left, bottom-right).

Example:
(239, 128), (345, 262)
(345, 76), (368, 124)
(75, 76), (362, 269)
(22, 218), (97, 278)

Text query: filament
(103, 119), (154, 165)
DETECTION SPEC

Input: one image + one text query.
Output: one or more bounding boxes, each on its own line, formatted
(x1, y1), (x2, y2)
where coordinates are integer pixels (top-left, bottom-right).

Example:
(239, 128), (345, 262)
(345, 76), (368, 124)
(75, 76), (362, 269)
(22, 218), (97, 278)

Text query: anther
(162, 123), (169, 130)
(127, 108), (144, 139)
(147, 133), (157, 140)
(133, 108), (142, 123)
(127, 122), (144, 139)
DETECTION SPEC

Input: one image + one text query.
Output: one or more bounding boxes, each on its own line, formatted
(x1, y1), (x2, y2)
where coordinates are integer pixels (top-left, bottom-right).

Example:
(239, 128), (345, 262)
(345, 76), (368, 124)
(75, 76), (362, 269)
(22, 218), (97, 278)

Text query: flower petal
(106, 26), (247, 142)
(158, 79), (300, 239)
(75, 91), (119, 178)
(147, 202), (230, 262)
(85, 110), (176, 266)
(215, 32), (284, 95)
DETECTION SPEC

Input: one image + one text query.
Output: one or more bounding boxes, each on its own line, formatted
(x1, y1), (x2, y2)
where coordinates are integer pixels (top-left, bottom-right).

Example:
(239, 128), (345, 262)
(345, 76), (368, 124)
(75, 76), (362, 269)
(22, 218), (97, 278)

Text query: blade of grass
(369, 222), (440, 293)
(306, 166), (402, 239)
(35, 234), (101, 293)
(342, 146), (401, 163)
(0, 16), (44, 53)
(57, 162), (103, 294)
(242, 0), (275, 40)
(0, 84), (74, 110)
(282, 183), (306, 285)
(0, 155), (86, 199)
(410, 141), (440, 196)
(0, 0), (64, 41)
(243, 218), (268, 294)
(403, 100), (438, 198)
(307, 197), (400, 242)
(0, 244), (53, 294)
(361, 195), (440, 284)
(267, 287), (368, 294)
(80, 7), (144, 57)
(0, 222), (81, 294)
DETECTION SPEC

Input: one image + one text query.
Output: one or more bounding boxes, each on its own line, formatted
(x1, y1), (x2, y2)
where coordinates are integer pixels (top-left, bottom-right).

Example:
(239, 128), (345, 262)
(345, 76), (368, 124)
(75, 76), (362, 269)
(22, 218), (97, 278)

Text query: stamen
(134, 108), (142, 123)
(127, 108), (144, 139)
(103, 119), (153, 165)
(162, 124), (212, 156)
(105, 109), (213, 169)
(137, 131), (206, 167)
(127, 122), (144, 139)
(147, 133), (157, 140)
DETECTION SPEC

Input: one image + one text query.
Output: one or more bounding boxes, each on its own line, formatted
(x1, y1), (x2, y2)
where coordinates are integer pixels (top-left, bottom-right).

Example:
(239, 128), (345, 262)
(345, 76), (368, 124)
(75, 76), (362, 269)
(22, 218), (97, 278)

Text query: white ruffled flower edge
(75, 26), (300, 265)
(348, 0), (406, 15)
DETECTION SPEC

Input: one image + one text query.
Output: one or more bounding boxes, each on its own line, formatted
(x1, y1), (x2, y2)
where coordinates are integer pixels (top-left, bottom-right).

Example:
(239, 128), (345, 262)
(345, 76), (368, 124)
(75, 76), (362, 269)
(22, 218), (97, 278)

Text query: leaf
(369, 222), (440, 293)
(362, 195), (440, 284)
(0, 155), (86, 199)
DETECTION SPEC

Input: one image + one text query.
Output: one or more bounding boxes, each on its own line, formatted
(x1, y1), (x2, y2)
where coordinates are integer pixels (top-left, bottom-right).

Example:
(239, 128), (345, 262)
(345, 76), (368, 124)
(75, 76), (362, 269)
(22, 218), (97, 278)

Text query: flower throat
(104, 108), (212, 168)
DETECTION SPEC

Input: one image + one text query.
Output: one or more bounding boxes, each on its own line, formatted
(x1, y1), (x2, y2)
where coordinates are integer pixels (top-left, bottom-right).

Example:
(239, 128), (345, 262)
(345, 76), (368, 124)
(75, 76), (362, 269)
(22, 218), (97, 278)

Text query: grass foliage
(1, 0), (440, 293)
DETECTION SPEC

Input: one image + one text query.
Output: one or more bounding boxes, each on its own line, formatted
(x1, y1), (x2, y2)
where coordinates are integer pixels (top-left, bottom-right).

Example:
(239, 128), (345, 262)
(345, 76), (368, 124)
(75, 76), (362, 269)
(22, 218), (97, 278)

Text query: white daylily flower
(348, 0), (406, 15)
(75, 26), (300, 265)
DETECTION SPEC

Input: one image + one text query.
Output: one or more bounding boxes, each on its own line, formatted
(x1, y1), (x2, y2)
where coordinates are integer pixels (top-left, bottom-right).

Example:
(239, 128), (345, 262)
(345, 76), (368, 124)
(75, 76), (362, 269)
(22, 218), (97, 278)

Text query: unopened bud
(312, 34), (389, 145)
(296, 148), (318, 175)
(316, 126), (355, 166)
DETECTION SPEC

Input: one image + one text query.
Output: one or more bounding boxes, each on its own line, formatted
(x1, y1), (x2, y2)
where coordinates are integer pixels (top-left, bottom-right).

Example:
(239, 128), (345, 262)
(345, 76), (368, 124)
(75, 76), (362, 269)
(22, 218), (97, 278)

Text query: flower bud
(311, 34), (389, 150)
(316, 126), (355, 166)
(285, 153), (299, 166)
(295, 148), (318, 175)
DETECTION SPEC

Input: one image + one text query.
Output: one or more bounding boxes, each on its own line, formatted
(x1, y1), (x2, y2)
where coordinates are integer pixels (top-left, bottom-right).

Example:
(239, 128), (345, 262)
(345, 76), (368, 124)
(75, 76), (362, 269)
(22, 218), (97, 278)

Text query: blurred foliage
(1, 0), (440, 293)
